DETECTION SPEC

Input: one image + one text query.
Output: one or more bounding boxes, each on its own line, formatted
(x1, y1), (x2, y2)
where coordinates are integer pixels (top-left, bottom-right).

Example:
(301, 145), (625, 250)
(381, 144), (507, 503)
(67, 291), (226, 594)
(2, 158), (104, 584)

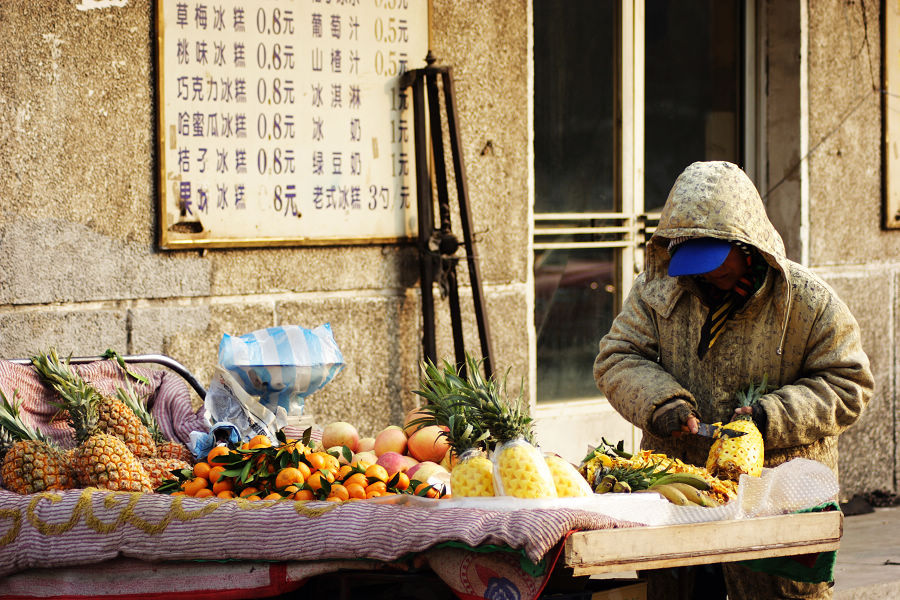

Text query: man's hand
(732, 404), (767, 438)
(650, 399), (699, 438)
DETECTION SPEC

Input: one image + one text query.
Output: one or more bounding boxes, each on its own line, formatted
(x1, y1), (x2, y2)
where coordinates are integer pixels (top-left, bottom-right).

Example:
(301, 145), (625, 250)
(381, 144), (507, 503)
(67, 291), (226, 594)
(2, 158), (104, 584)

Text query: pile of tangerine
(161, 434), (441, 502)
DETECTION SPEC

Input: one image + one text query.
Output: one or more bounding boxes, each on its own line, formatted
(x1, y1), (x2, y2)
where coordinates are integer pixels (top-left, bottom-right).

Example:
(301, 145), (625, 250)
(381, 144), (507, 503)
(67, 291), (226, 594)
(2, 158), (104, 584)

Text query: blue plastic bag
(218, 324), (345, 417)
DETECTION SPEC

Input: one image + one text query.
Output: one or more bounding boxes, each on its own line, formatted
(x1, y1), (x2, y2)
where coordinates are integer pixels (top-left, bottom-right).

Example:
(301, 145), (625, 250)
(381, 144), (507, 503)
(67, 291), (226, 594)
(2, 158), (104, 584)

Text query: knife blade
(695, 422), (747, 439)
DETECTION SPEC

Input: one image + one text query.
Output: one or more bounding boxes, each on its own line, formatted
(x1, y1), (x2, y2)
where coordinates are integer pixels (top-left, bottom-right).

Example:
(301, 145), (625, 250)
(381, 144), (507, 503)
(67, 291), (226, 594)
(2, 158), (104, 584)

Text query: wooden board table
(563, 510), (843, 575)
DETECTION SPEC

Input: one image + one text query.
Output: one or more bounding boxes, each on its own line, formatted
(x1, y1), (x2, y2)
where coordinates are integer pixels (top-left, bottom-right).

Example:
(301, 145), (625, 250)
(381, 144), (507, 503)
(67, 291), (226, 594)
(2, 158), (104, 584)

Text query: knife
(695, 422), (747, 439)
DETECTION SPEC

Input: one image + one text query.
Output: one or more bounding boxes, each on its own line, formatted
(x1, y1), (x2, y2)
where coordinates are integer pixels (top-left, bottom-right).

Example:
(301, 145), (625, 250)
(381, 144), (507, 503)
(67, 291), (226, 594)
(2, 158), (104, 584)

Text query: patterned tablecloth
(0, 489), (634, 599)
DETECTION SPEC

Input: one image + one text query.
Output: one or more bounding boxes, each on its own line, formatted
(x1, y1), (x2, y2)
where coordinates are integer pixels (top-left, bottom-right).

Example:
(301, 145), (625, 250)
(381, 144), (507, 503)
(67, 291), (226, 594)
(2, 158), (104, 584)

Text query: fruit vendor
(593, 160), (874, 600)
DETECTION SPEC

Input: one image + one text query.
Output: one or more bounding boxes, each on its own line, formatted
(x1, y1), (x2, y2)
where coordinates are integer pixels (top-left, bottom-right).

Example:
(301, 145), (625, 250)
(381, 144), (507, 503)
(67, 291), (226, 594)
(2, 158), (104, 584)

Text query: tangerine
(194, 488), (214, 498)
(263, 492), (282, 500)
(343, 472), (368, 488)
(415, 482), (439, 498)
(295, 462), (312, 480)
(328, 483), (349, 502)
(248, 434), (272, 449)
(393, 472), (410, 491)
(192, 462), (211, 480)
(212, 478), (234, 495)
(207, 446), (231, 465)
(182, 477), (209, 496)
(306, 452), (328, 471)
(208, 465), (226, 484)
(365, 464), (389, 483)
(365, 480), (387, 495)
(345, 482), (366, 500)
(216, 490), (236, 499)
(275, 467), (306, 489)
(239, 486), (259, 498)
(292, 489), (315, 501)
(306, 471), (330, 492)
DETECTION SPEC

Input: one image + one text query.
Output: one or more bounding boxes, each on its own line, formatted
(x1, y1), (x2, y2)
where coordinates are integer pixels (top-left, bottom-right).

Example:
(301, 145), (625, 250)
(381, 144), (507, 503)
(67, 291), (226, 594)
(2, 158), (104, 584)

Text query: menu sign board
(156, 0), (428, 248)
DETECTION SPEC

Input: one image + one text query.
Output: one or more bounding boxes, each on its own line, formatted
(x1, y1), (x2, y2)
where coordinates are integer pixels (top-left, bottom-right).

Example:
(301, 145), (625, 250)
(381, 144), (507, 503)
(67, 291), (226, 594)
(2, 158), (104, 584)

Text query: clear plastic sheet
(427, 458), (838, 526)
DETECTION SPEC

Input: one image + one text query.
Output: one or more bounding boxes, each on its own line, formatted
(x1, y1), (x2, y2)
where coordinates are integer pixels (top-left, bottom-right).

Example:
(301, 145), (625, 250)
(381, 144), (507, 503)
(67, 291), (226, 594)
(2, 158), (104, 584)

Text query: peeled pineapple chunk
(492, 438), (557, 499)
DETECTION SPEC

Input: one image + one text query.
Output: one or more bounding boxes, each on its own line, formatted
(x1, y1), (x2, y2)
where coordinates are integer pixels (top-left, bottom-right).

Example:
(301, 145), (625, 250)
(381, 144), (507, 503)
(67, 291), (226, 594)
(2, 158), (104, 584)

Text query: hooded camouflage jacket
(593, 161), (873, 472)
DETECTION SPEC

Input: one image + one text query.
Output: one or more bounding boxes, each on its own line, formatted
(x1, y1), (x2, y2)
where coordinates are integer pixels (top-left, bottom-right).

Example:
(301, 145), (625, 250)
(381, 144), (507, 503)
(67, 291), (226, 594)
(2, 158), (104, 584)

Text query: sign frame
(155, 0), (430, 249)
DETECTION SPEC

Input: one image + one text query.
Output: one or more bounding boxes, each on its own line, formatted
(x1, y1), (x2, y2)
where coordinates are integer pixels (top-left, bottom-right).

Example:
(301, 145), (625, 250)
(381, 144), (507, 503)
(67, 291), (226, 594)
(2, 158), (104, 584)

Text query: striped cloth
(0, 359), (209, 449)
(0, 489), (635, 578)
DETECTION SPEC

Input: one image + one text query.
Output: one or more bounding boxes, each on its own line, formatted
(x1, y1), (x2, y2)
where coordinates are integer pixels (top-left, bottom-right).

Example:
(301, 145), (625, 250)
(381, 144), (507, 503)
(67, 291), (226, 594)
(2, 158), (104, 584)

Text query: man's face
(699, 246), (747, 290)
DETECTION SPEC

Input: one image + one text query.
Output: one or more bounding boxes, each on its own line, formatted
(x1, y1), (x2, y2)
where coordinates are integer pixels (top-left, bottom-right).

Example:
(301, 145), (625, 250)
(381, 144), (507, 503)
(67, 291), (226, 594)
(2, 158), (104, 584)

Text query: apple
(407, 425), (450, 463)
(376, 451), (410, 475)
(356, 437), (376, 453)
(321, 421), (359, 453)
(374, 425), (408, 456)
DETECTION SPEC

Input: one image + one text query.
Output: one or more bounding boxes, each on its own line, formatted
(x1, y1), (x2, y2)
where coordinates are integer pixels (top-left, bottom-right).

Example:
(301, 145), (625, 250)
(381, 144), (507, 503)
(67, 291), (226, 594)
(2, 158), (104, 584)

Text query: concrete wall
(804, 0), (893, 499)
(0, 0), (531, 439)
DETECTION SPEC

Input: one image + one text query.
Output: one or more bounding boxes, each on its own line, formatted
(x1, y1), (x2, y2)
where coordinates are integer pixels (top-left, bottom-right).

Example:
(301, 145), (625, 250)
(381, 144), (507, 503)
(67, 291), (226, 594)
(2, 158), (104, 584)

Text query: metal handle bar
(7, 354), (207, 399)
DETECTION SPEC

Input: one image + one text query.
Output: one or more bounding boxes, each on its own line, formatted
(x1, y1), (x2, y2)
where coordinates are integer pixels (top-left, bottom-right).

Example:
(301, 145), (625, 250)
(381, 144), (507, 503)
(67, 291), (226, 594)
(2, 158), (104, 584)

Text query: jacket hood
(644, 161), (793, 351)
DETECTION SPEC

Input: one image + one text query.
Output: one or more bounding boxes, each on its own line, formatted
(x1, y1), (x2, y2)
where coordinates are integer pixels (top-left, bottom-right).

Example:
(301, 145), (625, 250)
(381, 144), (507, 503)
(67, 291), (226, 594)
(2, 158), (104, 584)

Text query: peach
(353, 450), (378, 468)
(374, 425), (408, 457)
(403, 407), (432, 436)
(376, 451), (409, 475)
(321, 421), (359, 453)
(407, 425), (450, 463)
(401, 454), (420, 472)
(406, 460), (448, 484)
(356, 437), (376, 453)
(327, 446), (352, 465)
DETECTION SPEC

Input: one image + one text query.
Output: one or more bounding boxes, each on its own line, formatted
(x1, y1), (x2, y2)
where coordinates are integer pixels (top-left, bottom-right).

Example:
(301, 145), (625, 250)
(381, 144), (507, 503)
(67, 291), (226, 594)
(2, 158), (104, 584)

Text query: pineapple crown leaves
(410, 358), (492, 453)
(30, 348), (102, 440)
(102, 349), (150, 386)
(451, 353), (534, 446)
(0, 387), (57, 448)
(115, 384), (165, 444)
(734, 374), (772, 419)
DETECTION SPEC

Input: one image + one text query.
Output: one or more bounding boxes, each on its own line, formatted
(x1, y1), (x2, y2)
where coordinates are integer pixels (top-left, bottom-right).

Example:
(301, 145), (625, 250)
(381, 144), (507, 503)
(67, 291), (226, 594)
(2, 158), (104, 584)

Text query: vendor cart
(0, 356), (844, 600)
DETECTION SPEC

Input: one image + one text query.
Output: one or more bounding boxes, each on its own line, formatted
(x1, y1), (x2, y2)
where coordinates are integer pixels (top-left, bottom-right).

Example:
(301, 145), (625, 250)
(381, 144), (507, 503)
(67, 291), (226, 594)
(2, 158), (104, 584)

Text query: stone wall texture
(0, 0), (531, 440)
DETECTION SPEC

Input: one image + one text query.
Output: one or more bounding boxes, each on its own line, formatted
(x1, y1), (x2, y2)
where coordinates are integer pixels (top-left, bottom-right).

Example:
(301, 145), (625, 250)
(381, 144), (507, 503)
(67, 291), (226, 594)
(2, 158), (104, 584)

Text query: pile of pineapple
(410, 353), (591, 500)
(580, 440), (739, 506)
(0, 349), (195, 495)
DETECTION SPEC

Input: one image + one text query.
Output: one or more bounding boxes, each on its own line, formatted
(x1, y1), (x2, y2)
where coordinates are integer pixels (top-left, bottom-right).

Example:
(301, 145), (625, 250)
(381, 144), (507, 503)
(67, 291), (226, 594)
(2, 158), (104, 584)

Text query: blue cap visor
(668, 238), (733, 277)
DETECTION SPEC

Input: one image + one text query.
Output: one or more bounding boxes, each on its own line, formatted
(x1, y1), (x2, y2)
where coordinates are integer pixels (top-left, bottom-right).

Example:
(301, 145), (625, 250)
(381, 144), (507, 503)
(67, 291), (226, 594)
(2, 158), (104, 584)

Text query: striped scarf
(696, 247), (767, 359)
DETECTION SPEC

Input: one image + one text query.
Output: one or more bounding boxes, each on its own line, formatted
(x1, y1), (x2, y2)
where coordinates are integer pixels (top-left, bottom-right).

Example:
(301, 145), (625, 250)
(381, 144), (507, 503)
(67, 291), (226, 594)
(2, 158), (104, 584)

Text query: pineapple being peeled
(706, 377), (767, 481)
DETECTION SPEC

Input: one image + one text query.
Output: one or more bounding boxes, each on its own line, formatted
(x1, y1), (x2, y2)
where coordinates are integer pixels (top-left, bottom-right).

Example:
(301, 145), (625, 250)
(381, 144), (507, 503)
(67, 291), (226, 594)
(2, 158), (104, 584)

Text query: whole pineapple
(31, 349), (153, 491)
(706, 376), (767, 481)
(76, 433), (152, 492)
(32, 350), (156, 458)
(412, 358), (495, 497)
(141, 457), (192, 489)
(115, 387), (195, 464)
(0, 389), (74, 494)
(453, 354), (557, 500)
